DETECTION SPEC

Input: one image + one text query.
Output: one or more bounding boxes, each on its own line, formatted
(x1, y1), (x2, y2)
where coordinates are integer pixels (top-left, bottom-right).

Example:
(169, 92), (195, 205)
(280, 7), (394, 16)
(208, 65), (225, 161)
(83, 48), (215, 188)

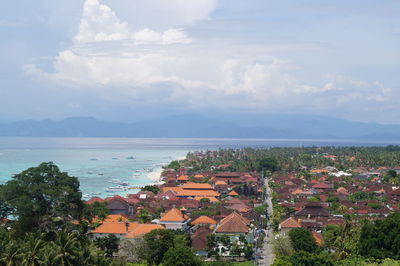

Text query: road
(259, 176), (275, 265)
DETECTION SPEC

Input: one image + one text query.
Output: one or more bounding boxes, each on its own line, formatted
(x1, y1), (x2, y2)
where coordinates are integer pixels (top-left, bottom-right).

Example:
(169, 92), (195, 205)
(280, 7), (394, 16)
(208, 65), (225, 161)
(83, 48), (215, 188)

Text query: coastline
(144, 153), (187, 186)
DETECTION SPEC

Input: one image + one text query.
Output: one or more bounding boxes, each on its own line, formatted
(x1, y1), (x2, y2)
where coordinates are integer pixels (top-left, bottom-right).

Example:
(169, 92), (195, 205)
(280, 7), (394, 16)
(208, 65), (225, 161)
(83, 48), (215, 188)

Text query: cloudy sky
(1, 0), (399, 123)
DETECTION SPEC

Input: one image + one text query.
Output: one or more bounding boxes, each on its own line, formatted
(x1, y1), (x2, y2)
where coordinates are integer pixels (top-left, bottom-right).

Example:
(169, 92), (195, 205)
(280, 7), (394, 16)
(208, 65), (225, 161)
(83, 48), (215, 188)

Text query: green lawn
(232, 262), (254, 266)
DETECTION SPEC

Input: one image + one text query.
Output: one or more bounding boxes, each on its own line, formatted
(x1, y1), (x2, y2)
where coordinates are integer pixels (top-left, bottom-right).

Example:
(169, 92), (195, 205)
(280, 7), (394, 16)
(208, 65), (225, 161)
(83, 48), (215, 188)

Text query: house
(294, 203), (330, 220)
(192, 226), (213, 256)
(90, 221), (138, 239)
(191, 216), (217, 226)
(279, 217), (301, 235)
(214, 180), (228, 193)
(124, 224), (164, 239)
(177, 175), (189, 183)
(159, 208), (189, 230)
(215, 212), (253, 243)
(176, 183), (220, 198)
(105, 195), (132, 216)
(227, 190), (239, 197)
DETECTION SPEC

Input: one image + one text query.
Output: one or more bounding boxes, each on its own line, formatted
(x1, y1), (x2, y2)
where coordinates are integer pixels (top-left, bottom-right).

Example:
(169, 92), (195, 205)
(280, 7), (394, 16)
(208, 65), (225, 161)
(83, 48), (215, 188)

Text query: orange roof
(103, 214), (129, 223)
(291, 188), (303, 195)
(177, 190), (220, 197)
(192, 216), (217, 225)
(124, 224), (164, 238)
(239, 208), (250, 213)
(177, 175), (189, 181)
(194, 196), (220, 203)
(91, 222), (138, 234)
(162, 187), (183, 193)
(215, 181), (227, 185)
(310, 169), (328, 173)
(279, 217), (301, 228)
(228, 190), (239, 196)
(312, 231), (324, 246)
(160, 208), (188, 222)
(194, 174), (205, 178)
(181, 182), (214, 190)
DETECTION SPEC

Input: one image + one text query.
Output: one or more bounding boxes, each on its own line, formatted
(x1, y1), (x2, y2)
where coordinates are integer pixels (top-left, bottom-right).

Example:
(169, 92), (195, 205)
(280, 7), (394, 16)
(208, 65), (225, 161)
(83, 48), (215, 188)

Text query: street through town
(259, 176), (274, 265)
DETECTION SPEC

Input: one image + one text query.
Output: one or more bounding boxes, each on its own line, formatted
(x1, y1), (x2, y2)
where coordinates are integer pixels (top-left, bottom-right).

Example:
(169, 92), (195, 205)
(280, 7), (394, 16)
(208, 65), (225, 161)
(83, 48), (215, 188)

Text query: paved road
(259, 176), (274, 265)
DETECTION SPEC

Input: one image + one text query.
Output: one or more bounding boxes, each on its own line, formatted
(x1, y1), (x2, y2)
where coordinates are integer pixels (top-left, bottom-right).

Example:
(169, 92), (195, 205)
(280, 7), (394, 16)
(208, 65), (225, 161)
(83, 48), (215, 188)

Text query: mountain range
(0, 114), (399, 140)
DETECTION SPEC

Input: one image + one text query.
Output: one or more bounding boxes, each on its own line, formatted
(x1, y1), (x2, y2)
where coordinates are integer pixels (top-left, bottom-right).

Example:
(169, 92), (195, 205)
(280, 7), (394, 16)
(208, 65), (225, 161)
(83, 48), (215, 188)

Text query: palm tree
(0, 241), (22, 266)
(20, 233), (46, 266)
(51, 231), (80, 265)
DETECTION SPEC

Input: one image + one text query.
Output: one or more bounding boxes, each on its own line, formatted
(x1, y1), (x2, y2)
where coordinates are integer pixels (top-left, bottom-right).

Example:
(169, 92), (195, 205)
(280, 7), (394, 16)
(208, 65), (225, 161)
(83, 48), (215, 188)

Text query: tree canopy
(0, 162), (83, 234)
(358, 212), (400, 260)
(288, 228), (318, 253)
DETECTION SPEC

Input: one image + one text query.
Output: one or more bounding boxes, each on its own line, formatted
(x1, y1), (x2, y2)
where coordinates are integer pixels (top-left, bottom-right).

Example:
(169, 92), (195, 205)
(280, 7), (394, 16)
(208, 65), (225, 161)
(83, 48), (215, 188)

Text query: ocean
(0, 137), (398, 198)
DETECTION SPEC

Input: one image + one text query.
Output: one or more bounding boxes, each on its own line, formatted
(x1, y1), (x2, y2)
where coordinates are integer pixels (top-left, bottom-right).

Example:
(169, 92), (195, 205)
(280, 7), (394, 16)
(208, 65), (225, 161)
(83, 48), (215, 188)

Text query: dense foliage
(182, 146), (400, 173)
(358, 212), (400, 260)
(0, 162), (83, 235)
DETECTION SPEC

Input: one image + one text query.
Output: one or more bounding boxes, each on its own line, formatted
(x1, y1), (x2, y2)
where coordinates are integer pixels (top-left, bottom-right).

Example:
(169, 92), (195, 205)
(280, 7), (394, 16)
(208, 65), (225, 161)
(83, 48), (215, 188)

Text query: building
(279, 217), (301, 235)
(124, 224), (164, 239)
(176, 182), (220, 198)
(159, 208), (190, 230)
(215, 212), (253, 243)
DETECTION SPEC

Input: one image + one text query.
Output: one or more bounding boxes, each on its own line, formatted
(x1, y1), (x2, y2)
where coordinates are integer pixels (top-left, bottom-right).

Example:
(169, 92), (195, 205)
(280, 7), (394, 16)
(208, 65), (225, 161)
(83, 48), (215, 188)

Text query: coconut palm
(19, 233), (46, 266)
(51, 231), (80, 265)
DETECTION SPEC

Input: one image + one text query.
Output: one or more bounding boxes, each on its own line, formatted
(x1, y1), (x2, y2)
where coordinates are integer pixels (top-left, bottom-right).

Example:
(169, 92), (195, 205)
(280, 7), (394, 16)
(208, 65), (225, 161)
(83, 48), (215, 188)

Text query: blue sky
(0, 0), (399, 123)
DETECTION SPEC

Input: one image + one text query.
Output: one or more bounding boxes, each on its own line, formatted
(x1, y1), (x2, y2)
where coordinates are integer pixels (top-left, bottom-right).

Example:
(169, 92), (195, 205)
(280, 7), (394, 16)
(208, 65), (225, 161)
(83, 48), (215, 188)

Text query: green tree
(206, 234), (218, 257)
(289, 251), (334, 266)
(0, 162), (83, 234)
(358, 212), (400, 259)
(257, 157), (279, 173)
(162, 246), (202, 266)
(288, 228), (318, 253)
(95, 234), (119, 258)
(166, 161), (181, 170)
(272, 235), (294, 258)
(141, 185), (160, 194)
(143, 229), (176, 265)
(82, 201), (109, 222)
(138, 209), (152, 223)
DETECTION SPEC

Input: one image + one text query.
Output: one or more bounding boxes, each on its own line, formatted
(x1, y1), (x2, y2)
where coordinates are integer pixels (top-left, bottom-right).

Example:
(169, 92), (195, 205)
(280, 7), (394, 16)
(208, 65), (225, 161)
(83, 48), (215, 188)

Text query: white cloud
(74, 0), (193, 44)
(134, 28), (192, 44)
(25, 0), (393, 111)
(74, 0), (131, 42)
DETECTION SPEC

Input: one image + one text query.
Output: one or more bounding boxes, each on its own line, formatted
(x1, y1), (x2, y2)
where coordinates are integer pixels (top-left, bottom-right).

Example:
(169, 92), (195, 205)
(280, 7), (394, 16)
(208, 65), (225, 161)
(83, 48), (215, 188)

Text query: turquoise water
(0, 137), (398, 198)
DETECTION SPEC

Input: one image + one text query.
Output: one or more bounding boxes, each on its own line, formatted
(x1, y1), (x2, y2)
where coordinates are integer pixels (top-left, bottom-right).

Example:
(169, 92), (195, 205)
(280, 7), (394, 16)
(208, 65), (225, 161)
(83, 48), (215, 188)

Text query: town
(1, 146), (400, 265)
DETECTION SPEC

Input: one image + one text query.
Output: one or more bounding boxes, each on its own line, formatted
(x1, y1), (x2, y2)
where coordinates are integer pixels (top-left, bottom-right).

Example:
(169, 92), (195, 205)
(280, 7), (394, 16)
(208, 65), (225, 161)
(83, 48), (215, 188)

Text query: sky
(0, 0), (399, 123)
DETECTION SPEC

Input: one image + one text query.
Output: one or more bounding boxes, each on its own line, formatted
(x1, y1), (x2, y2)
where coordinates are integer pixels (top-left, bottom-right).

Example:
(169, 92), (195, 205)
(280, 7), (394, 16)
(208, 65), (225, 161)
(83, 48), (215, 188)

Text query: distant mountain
(0, 114), (400, 140)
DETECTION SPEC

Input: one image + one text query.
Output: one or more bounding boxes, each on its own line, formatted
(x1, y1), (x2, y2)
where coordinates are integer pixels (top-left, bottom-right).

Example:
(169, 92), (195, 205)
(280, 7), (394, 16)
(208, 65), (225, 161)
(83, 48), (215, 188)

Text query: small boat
(90, 158), (98, 161)
(106, 186), (127, 192)
(126, 156), (136, 160)
(112, 158), (118, 160)
(90, 192), (101, 195)
(98, 173), (104, 176)
(108, 179), (128, 186)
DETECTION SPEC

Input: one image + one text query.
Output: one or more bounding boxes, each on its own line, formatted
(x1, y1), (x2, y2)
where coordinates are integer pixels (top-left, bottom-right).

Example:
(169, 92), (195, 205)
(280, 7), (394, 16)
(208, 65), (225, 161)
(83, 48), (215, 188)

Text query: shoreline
(144, 154), (187, 186)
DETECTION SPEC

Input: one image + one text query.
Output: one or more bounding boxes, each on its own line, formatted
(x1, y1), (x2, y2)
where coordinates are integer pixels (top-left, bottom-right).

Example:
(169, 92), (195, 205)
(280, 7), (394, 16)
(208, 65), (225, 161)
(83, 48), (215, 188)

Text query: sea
(0, 137), (398, 199)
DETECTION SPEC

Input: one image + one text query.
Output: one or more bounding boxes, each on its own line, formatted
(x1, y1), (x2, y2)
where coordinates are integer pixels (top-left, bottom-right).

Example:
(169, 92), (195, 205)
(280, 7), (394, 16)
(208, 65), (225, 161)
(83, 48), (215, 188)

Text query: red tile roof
(215, 212), (250, 233)
(279, 217), (301, 228)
